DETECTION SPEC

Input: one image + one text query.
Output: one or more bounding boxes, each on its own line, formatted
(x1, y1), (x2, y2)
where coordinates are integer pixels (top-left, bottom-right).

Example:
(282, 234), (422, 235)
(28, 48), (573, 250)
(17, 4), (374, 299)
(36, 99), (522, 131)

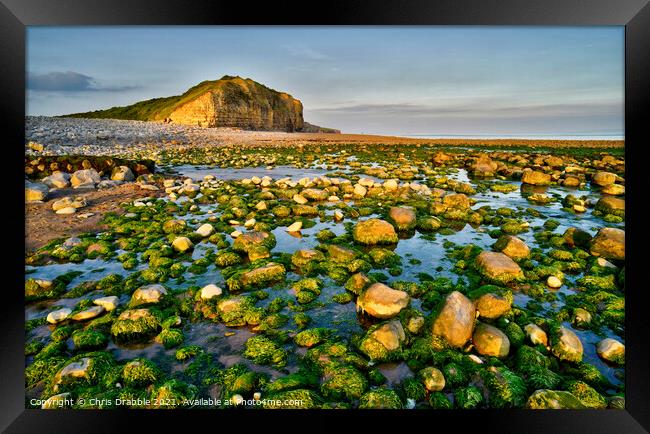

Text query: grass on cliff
(61, 75), (295, 122)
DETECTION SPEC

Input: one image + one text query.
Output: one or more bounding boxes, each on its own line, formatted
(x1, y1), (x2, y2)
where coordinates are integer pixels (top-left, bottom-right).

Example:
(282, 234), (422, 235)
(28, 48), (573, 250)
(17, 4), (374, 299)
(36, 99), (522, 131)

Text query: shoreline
(26, 116), (624, 150)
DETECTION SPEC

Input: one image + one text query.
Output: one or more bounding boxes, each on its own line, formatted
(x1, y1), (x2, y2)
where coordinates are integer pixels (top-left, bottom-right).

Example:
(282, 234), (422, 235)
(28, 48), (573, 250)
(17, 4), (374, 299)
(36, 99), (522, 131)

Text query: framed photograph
(3, 0), (648, 431)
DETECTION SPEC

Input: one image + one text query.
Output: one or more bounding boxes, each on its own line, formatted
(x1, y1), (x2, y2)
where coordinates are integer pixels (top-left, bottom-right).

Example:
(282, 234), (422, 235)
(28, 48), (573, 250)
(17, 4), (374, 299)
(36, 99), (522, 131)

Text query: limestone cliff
(64, 75), (310, 132)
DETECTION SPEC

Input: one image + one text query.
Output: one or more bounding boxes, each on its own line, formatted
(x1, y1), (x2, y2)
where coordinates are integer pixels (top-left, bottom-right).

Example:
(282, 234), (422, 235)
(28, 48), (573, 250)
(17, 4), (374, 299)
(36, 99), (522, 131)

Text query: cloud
(27, 71), (138, 92)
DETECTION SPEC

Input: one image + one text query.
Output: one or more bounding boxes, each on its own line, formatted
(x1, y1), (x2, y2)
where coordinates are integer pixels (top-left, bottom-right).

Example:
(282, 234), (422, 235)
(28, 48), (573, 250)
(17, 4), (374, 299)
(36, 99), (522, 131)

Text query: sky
(26, 26), (624, 137)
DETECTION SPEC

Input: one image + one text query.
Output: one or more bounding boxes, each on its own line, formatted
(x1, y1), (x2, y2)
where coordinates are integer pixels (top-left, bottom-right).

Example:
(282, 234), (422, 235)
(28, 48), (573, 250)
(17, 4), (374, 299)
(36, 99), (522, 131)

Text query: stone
(442, 193), (470, 209)
(363, 319), (406, 354)
(195, 223), (215, 237)
(291, 249), (325, 268)
(53, 358), (92, 389)
(71, 305), (105, 321)
(432, 291), (476, 348)
(41, 393), (72, 409)
(111, 308), (161, 341)
(293, 194), (308, 205)
(345, 273), (371, 295)
(93, 296), (119, 311)
(590, 227), (625, 261)
(596, 338), (625, 364)
(475, 292), (512, 319)
(419, 367), (446, 392)
(301, 188), (328, 201)
(573, 308), (592, 327)
(563, 227), (593, 248)
(547, 276), (562, 288)
(25, 181), (49, 201)
(521, 169), (551, 185)
(334, 210), (344, 221)
(353, 218), (398, 245)
(601, 184), (625, 195)
(353, 184), (367, 197)
(42, 171), (71, 188)
(240, 262), (286, 288)
(551, 326), (583, 362)
(172, 236), (193, 253)
(432, 151), (452, 165)
(71, 169), (101, 188)
(475, 251), (524, 283)
(52, 196), (86, 211)
(471, 154), (498, 177)
(131, 284), (167, 305)
(383, 179), (399, 191)
(592, 171), (617, 186)
(200, 284), (223, 300)
(472, 323), (510, 357)
(286, 221), (303, 232)
(494, 235), (530, 260)
(526, 390), (587, 409)
(524, 324), (548, 346)
(233, 231), (275, 253)
(595, 196), (625, 215)
(111, 166), (135, 181)
(388, 206), (417, 231)
(47, 308), (72, 324)
(562, 176), (581, 187)
(356, 283), (410, 319)
(55, 207), (76, 215)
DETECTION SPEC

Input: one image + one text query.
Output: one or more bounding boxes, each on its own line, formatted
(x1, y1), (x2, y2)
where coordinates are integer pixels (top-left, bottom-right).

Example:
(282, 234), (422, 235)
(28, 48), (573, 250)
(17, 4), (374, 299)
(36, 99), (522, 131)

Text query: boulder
(388, 206), (417, 231)
(471, 154), (498, 177)
(493, 235), (530, 260)
(131, 284), (167, 306)
(301, 188), (328, 201)
(172, 236), (193, 253)
(359, 319), (406, 361)
(25, 181), (49, 201)
(475, 251), (524, 283)
(356, 283), (410, 319)
(52, 358), (92, 390)
(563, 227), (592, 248)
(291, 249), (325, 269)
(42, 171), (71, 188)
(71, 305), (105, 321)
(524, 324), (548, 346)
(419, 367), (446, 392)
(71, 169), (101, 188)
(432, 291), (476, 348)
(526, 390), (587, 409)
(195, 223), (215, 237)
(592, 171), (617, 186)
(93, 296), (119, 311)
(475, 291), (512, 319)
(551, 326), (583, 362)
(52, 196), (86, 211)
(521, 169), (551, 185)
(239, 262), (286, 288)
(442, 193), (470, 210)
(111, 166), (135, 181)
(590, 227), (625, 261)
(595, 196), (625, 216)
(200, 284), (223, 300)
(596, 338), (625, 364)
(232, 231), (276, 253)
(353, 218), (398, 245)
(601, 184), (625, 195)
(47, 308), (72, 324)
(472, 323), (510, 357)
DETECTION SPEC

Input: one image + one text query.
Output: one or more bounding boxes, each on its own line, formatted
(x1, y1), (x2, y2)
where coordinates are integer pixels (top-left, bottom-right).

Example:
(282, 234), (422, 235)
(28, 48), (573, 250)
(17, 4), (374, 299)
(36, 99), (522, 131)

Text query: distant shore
(26, 116), (624, 151)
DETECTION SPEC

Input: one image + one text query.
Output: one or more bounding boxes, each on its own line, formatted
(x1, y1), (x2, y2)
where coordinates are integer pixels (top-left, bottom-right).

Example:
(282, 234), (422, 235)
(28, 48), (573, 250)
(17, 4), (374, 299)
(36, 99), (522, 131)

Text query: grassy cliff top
(62, 75), (299, 122)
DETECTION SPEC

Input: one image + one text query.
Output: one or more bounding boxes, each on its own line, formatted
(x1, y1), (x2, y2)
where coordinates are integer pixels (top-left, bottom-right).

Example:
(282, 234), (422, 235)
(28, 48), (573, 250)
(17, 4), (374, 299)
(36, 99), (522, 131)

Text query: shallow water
(25, 162), (625, 402)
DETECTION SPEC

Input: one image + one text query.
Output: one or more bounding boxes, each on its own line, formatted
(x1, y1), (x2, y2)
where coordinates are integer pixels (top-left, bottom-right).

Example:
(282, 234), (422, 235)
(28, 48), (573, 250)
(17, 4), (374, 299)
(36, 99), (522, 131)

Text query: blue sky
(26, 26), (624, 137)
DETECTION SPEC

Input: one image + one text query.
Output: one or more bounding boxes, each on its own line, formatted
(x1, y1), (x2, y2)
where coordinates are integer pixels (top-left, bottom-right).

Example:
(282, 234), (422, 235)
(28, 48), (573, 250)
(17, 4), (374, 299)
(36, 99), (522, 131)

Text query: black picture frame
(3, 0), (648, 432)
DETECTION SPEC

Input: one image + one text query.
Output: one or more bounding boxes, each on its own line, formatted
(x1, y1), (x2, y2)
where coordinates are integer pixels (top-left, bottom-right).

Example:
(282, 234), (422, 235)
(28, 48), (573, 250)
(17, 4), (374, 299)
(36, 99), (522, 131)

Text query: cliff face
(64, 75), (307, 132)
(168, 78), (304, 131)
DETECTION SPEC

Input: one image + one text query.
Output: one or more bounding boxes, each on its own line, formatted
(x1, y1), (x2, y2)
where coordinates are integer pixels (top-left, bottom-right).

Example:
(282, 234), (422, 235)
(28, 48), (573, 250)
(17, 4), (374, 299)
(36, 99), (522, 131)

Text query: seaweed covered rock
(493, 235), (530, 260)
(358, 319), (406, 361)
(591, 171), (617, 187)
(130, 283), (168, 307)
(524, 324), (548, 346)
(526, 389), (587, 409)
(419, 367), (446, 392)
(472, 323), (510, 358)
(358, 388), (403, 409)
(590, 227), (625, 261)
(232, 231), (276, 254)
(243, 335), (287, 367)
(320, 365), (368, 401)
(563, 227), (593, 248)
(596, 338), (625, 365)
(595, 196), (625, 217)
(475, 251), (524, 284)
(110, 308), (162, 342)
(388, 206), (417, 231)
(291, 249), (325, 270)
(239, 262), (286, 289)
(432, 291), (476, 348)
(550, 326), (583, 362)
(356, 283), (410, 319)
(171, 236), (193, 253)
(472, 285), (512, 319)
(521, 169), (551, 186)
(353, 219), (399, 245)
